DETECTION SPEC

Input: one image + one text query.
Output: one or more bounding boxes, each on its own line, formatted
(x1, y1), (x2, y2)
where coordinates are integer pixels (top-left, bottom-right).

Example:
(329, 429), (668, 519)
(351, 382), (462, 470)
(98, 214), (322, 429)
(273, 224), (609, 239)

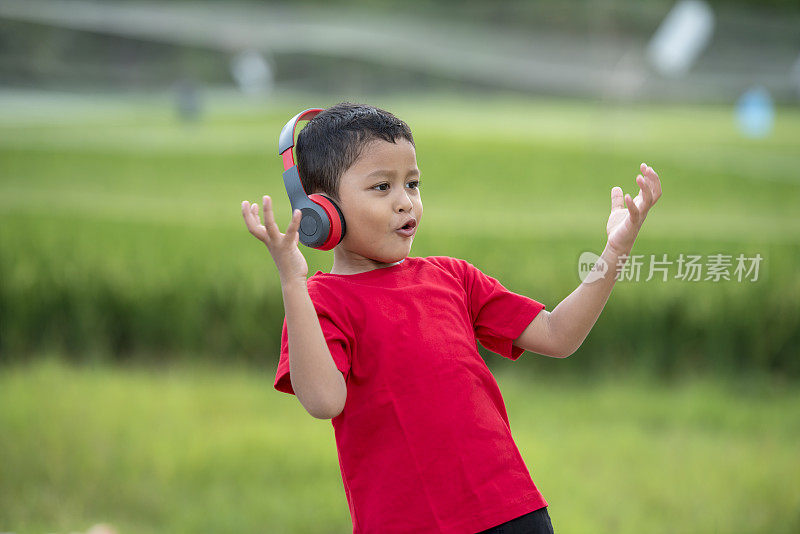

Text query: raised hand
(241, 195), (309, 283)
(606, 163), (662, 255)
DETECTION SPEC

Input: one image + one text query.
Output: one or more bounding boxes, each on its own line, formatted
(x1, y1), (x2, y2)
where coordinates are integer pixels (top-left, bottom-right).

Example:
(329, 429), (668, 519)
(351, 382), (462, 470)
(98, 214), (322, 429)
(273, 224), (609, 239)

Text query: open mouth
(398, 219), (417, 231)
(396, 218), (417, 236)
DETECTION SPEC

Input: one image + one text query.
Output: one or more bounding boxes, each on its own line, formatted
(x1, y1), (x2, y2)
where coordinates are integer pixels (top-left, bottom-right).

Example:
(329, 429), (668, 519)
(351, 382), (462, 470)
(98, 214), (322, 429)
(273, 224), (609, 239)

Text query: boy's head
(296, 102), (422, 271)
(296, 102), (415, 203)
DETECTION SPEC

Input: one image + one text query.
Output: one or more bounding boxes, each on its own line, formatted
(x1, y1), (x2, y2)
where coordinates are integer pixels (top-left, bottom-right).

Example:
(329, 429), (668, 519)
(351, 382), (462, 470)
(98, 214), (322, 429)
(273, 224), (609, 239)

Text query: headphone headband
(278, 108), (323, 169)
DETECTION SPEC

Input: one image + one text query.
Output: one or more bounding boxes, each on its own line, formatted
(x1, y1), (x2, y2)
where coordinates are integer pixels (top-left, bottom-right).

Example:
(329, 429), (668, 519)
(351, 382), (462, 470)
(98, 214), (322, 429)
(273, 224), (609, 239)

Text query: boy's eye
(372, 181), (421, 192)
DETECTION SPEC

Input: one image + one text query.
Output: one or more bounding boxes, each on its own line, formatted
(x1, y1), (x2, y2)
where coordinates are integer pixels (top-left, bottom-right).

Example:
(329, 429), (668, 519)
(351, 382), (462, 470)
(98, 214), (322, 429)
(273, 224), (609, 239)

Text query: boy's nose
(396, 192), (414, 213)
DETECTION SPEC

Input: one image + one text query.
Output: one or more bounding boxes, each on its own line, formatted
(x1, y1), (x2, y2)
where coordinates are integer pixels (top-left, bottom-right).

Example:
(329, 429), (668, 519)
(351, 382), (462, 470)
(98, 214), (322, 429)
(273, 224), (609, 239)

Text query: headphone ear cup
(308, 193), (346, 251)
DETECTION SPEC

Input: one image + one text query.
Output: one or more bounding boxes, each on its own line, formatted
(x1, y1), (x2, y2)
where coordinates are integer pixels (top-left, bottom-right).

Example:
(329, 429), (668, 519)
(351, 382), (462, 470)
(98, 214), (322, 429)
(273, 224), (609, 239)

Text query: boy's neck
(330, 250), (406, 275)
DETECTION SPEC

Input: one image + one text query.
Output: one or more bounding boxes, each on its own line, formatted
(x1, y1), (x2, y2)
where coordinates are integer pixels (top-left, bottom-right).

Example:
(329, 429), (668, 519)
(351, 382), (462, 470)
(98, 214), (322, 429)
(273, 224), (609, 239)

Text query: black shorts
(475, 506), (555, 534)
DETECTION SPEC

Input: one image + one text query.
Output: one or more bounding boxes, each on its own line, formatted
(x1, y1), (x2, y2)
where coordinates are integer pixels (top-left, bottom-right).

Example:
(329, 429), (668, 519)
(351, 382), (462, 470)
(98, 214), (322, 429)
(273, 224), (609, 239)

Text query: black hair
(295, 102), (415, 203)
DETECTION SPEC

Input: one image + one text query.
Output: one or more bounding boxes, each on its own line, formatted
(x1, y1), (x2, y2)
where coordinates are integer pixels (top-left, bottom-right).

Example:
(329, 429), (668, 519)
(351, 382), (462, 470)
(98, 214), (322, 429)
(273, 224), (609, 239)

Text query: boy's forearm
(281, 278), (347, 419)
(549, 243), (626, 356)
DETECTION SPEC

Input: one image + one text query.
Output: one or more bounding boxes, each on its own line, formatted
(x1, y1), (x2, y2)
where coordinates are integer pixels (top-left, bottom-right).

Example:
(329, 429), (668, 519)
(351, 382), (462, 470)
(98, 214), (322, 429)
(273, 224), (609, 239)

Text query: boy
(241, 103), (662, 533)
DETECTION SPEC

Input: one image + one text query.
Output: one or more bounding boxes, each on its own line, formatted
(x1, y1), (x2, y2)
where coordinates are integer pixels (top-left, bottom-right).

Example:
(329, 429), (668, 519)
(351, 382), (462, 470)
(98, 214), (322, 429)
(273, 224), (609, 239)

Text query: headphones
(278, 108), (347, 250)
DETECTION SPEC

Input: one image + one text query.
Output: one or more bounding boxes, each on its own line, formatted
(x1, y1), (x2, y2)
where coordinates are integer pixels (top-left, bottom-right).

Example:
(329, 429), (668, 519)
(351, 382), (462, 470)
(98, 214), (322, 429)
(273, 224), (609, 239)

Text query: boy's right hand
(242, 195), (308, 284)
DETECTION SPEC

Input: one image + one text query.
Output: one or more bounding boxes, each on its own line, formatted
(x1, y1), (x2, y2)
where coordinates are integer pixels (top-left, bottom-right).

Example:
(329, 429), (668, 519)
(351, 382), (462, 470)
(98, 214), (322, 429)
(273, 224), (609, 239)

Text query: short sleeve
(274, 288), (352, 395)
(461, 260), (546, 360)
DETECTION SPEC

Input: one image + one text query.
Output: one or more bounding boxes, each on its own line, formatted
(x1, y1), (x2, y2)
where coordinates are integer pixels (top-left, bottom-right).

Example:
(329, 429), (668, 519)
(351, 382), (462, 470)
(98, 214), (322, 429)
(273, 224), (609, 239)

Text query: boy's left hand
(606, 163), (662, 255)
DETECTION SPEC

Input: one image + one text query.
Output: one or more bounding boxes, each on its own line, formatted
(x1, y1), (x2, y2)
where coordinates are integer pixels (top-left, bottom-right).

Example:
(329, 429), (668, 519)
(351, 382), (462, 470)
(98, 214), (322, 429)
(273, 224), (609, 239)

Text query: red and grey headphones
(278, 108), (346, 250)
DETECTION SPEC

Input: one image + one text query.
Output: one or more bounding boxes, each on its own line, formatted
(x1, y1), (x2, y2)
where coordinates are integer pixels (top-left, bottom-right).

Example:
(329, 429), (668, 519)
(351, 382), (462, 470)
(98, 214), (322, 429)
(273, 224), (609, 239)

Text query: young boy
(241, 103), (662, 533)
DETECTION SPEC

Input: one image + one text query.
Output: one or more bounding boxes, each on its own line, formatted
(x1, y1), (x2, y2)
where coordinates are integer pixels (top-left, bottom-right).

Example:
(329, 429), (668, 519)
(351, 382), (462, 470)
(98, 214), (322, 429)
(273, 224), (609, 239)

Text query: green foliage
(1, 94), (798, 379)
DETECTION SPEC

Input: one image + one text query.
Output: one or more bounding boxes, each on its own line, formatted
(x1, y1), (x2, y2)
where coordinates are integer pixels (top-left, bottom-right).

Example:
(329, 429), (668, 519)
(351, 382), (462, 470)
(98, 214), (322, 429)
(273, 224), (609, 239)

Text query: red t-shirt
(274, 255), (548, 533)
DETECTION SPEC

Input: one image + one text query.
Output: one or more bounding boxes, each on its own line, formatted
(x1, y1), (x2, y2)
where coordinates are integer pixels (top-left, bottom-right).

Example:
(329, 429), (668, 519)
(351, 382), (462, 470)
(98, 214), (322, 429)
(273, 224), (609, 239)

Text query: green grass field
(1, 357), (799, 533)
(1, 91), (798, 375)
(1, 90), (799, 532)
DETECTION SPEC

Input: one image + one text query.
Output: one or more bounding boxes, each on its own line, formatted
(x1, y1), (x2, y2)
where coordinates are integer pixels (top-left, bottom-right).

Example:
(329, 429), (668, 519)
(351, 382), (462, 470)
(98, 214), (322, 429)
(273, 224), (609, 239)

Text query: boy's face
(331, 138), (422, 273)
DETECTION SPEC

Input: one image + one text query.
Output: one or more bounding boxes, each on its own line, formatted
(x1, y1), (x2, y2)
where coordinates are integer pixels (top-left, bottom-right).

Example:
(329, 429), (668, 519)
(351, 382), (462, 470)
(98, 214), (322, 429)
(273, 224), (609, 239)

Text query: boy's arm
(282, 279), (347, 419)
(515, 163), (662, 358)
(514, 243), (625, 358)
(242, 195), (346, 420)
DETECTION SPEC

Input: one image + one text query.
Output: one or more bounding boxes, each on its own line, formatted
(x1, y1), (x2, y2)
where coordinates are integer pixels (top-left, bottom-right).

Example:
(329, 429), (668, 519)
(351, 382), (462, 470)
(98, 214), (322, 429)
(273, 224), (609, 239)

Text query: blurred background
(1, 0), (798, 532)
